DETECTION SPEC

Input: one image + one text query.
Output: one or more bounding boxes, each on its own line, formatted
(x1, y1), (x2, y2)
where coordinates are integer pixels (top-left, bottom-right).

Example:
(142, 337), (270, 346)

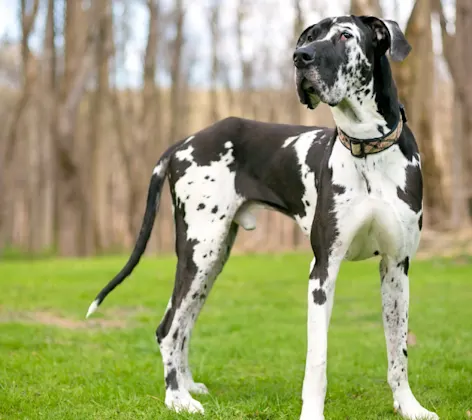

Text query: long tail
(86, 143), (179, 318)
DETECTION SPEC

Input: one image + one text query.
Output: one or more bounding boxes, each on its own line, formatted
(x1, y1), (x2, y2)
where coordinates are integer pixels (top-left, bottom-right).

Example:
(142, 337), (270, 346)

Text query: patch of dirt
(417, 228), (472, 259)
(407, 330), (417, 346)
(0, 310), (127, 329)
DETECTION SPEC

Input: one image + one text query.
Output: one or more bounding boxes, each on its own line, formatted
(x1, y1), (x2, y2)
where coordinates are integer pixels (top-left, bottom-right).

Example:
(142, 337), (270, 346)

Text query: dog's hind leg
(179, 222), (239, 394)
(156, 210), (239, 414)
(380, 256), (438, 420)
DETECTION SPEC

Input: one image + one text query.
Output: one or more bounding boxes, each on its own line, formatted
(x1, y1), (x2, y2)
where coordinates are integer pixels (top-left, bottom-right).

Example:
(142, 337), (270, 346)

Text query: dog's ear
(296, 24), (315, 46)
(359, 16), (411, 62)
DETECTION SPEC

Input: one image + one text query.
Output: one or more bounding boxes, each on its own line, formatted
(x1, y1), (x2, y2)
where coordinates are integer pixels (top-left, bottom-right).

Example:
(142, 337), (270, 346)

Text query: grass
(0, 254), (471, 419)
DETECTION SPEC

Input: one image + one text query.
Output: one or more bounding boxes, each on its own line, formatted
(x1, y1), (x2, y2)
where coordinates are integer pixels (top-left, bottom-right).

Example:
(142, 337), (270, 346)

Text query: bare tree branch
(432, 0), (456, 75)
(3, 0), (41, 163)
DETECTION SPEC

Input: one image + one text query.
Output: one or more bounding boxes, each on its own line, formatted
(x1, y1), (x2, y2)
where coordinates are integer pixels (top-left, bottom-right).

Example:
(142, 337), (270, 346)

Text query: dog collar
(337, 105), (407, 158)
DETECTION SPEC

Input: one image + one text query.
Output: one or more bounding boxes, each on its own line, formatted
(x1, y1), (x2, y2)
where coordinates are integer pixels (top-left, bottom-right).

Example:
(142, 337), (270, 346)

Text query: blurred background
(0, 0), (470, 258)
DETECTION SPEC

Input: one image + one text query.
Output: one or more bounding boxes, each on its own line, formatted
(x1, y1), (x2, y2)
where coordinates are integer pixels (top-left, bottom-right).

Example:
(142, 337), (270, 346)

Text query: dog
(86, 15), (438, 420)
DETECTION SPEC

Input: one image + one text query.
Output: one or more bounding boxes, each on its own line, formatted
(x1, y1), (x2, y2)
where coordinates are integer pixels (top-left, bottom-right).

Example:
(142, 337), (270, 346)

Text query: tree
(169, 0), (185, 142)
(55, 1), (110, 255)
(433, 0), (472, 228)
(392, 0), (447, 227)
(85, 0), (113, 254)
(0, 0), (40, 253)
(35, 0), (57, 253)
(350, 0), (382, 16)
(236, 0), (254, 117)
(208, 1), (221, 123)
(111, 0), (162, 241)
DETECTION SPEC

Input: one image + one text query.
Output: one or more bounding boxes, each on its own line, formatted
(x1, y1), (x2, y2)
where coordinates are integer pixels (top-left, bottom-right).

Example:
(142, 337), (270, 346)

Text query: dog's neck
(331, 55), (400, 140)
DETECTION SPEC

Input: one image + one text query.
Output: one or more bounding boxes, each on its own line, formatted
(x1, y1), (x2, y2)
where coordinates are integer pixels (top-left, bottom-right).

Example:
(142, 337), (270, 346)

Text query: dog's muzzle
(293, 45), (316, 69)
(295, 71), (321, 110)
(293, 45), (322, 109)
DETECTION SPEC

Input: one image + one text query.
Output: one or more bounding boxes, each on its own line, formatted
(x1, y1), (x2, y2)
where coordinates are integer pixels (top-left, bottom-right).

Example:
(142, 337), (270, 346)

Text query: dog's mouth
(296, 76), (321, 110)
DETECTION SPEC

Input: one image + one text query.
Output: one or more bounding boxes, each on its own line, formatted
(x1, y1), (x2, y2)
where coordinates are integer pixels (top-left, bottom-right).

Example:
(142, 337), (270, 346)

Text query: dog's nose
(293, 46), (315, 68)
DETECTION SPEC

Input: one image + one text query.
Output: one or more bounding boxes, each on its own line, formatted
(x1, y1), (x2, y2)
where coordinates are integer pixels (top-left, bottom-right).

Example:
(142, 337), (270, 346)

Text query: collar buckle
(349, 140), (365, 158)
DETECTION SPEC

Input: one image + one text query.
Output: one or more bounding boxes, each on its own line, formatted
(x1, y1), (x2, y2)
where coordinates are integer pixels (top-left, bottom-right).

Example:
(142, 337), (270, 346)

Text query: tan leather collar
(337, 108), (405, 158)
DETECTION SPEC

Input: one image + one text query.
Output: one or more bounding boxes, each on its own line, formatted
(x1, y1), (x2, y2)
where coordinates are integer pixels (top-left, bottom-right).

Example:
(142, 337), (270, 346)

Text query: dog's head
(293, 15), (411, 109)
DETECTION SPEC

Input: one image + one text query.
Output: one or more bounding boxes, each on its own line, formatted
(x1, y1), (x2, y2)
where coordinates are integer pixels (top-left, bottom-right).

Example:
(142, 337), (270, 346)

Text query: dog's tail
(86, 143), (180, 319)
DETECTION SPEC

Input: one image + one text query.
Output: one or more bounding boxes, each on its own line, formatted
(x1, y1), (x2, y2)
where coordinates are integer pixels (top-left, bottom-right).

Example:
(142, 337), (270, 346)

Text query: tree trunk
(450, 93), (468, 227)
(455, 0), (472, 221)
(237, 0), (253, 117)
(350, 0), (382, 16)
(0, 0), (40, 253)
(169, 0), (185, 142)
(208, 2), (220, 123)
(89, 0), (112, 254)
(391, 0), (446, 227)
(37, 0), (57, 253)
(433, 0), (472, 227)
(55, 1), (103, 256)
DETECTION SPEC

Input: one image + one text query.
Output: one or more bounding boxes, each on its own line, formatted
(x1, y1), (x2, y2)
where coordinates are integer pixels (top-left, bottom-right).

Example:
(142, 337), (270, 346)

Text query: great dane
(86, 15), (438, 420)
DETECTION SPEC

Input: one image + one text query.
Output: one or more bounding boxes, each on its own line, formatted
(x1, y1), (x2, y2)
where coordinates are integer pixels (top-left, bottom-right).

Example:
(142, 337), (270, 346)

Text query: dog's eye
(340, 32), (353, 41)
(307, 35), (313, 42)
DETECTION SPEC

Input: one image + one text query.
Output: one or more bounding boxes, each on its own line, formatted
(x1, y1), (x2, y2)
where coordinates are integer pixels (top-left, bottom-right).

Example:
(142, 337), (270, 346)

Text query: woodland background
(0, 0), (470, 257)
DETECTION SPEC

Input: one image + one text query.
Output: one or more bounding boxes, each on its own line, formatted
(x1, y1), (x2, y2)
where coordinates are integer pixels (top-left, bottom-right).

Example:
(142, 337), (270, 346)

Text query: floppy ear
(296, 24), (315, 47)
(359, 16), (411, 62)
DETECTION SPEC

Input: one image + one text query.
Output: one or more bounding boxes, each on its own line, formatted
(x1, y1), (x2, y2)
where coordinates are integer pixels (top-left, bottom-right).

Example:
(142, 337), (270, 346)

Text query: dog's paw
(394, 399), (439, 420)
(300, 414), (324, 420)
(300, 406), (325, 420)
(187, 382), (209, 395)
(165, 390), (204, 414)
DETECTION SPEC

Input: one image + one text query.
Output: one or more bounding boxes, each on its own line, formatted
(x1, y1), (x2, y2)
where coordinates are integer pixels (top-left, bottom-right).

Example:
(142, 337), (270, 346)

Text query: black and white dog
(86, 15), (438, 420)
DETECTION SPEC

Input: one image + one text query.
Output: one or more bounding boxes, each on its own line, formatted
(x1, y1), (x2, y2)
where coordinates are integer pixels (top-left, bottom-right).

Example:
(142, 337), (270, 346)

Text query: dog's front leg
(300, 255), (342, 420)
(380, 256), (438, 420)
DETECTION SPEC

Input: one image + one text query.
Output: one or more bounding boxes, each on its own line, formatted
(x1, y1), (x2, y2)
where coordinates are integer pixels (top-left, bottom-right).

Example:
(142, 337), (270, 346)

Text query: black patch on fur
(397, 257), (410, 275)
(403, 349), (408, 357)
(361, 171), (371, 193)
(157, 311), (172, 344)
(310, 134), (344, 285)
(197, 203), (205, 210)
(312, 288), (327, 305)
(165, 368), (179, 390)
(379, 258), (388, 284)
(181, 336), (186, 351)
(418, 214), (423, 230)
(397, 164), (423, 214)
(156, 187), (200, 343)
(211, 205), (218, 214)
(224, 118), (334, 218)
(172, 329), (179, 340)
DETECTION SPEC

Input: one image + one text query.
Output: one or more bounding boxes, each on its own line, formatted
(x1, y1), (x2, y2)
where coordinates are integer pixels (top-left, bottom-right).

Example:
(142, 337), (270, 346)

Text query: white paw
(187, 382), (209, 395)
(300, 414), (324, 420)
(394, 399), (439, 419)
(300, 406), (324, 420)
(165, 390), (204, 414)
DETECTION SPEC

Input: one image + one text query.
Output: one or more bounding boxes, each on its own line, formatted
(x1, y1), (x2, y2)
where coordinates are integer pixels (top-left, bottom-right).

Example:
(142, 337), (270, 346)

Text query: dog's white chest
(329, 142), (421, 260)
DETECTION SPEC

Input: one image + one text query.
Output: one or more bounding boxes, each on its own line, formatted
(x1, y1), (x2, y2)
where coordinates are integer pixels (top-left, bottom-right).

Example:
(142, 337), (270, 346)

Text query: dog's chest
(329, 141), (421, 260)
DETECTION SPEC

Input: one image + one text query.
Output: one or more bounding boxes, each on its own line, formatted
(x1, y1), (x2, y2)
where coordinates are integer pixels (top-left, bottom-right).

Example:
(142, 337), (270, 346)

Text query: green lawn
(0, 254), (471, 419)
